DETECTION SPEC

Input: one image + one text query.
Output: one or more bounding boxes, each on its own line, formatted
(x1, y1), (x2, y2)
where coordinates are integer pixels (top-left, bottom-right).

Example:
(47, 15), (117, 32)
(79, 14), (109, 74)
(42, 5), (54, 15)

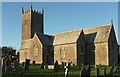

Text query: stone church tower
(21, 3), (44, 41)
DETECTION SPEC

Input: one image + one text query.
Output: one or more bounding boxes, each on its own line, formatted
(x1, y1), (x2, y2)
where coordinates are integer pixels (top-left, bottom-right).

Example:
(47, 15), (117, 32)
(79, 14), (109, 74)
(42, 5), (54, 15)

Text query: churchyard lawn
(2, 64), (120, 77)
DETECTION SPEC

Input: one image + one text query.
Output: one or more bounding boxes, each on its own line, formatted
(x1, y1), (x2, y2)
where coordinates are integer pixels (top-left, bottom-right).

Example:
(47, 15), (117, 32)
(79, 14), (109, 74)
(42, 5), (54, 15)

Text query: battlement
(22, 3), (43, 15)
(33, 10), (42, 14)
(22, 10), (43, 14)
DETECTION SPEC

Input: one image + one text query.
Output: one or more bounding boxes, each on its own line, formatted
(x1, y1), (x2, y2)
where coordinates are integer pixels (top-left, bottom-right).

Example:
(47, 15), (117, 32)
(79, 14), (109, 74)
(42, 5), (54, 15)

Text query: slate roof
(20, 39), (33, 49)
(20, 24), (113, 48)
(83, 24), (112, 44)
(52, 29), (83, 45)
(35, 33), (54, 46)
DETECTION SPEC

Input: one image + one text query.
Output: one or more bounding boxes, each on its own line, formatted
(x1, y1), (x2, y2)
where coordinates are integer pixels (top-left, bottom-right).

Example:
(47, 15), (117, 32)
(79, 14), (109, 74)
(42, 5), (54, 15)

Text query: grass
(2, 64), (120, 77)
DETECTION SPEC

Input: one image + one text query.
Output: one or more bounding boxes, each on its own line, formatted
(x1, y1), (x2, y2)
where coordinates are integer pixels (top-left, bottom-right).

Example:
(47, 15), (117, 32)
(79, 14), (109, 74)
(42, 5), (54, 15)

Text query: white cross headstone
(64, 62), (69, 77)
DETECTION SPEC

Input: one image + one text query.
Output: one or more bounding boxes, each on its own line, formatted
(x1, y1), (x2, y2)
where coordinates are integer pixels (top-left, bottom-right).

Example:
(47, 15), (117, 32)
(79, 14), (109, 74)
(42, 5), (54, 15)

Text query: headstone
(22, 62), (25, 67)
(86, 66), (91, 77)
(64, 62), (70, 77)
(41, 63), (44, 68)
(24, 59), (30, 70)
(109, 66), (114, 77)
(95, 64), (97, 68)
(103, 66), (107, 77)
(96, 68), (100, 77)
(13, 60), (18, 71)
(5, 58), (11, 73)
(115, 66), (119, 73)
(54, 60), (59, 72)
(80, 67), (87, 77)
(17, 52), (19, 64)
(48, 65), (54, 70)
(2, 56), (8, 73)
(33, 61), (36, 65)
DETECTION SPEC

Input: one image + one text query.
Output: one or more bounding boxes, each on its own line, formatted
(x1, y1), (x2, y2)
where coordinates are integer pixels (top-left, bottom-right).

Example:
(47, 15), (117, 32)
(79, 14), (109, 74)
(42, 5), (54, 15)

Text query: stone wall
(85, 43), (108, 65)
(22, 11), (31, 41)
(19, 49), (28, 63)
(20, 35), (43, 64)
(30, 35), (43, 64)
(54, 43), (77, 65)
(95, 43), (108, 65)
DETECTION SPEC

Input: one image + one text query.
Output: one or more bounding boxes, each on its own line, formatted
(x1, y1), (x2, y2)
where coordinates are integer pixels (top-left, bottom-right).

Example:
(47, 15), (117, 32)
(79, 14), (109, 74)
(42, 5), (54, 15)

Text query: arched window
(34, 44), (38, 55)
(24, 51), (28, 59)
(60, 47), (65, 58)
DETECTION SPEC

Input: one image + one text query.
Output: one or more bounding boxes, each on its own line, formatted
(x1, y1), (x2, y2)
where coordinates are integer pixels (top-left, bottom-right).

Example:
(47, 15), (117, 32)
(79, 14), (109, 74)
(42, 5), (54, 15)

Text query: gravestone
(41, 63), (44, 68)
(22, 62), (25, 67)
(44, 65), (48, 69)
(24, 59), (30, 70)
(48, 65), (54, 70)
(109, 66), (114, 77)
(64, 62), (70, 77)
(33, 61), (36, 65)
(103, 66), (107, 77)
(80, 67), (87, 77)
(96, 68), (100, 77)
(95, 64), (97, 68)
(17, 52), (19, 64)
(5, 58), (12, 73)
(2, 56), (8, 73)
(54, 60), (59, 72)
(13, 60), (19, 71)
(86, 66), (91, 77)
(115, 66), (119, 73)
(13, 60), (19, 68)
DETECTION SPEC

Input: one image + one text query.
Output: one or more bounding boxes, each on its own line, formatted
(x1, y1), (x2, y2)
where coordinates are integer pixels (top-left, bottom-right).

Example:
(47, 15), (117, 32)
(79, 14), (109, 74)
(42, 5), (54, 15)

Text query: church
(19, 4), (119, 65)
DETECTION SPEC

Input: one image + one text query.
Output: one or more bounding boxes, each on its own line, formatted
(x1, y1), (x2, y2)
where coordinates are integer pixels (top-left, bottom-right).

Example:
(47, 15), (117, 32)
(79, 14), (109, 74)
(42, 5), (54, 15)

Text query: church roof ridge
(21, 39), (33, 42)
(35, 32), (53, 37)
(83, 23), (112, 30)
(52, 28), (82, 36)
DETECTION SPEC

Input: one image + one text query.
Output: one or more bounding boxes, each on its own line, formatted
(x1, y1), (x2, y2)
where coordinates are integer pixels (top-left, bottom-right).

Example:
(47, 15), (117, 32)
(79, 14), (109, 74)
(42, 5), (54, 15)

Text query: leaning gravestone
(80, 67), (87, 77)
(54, 60), (59, 72)
(24, 59), (30, 70)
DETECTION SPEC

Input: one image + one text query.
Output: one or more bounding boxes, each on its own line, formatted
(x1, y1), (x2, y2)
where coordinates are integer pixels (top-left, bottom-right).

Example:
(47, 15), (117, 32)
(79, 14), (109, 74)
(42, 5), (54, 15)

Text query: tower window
(25, 20), (27, 25)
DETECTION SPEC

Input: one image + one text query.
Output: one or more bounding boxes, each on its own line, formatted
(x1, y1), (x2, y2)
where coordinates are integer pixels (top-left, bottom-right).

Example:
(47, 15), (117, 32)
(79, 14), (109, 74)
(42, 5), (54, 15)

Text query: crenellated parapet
(22, 3), (44, 15)
(22, 9), (43, 15)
